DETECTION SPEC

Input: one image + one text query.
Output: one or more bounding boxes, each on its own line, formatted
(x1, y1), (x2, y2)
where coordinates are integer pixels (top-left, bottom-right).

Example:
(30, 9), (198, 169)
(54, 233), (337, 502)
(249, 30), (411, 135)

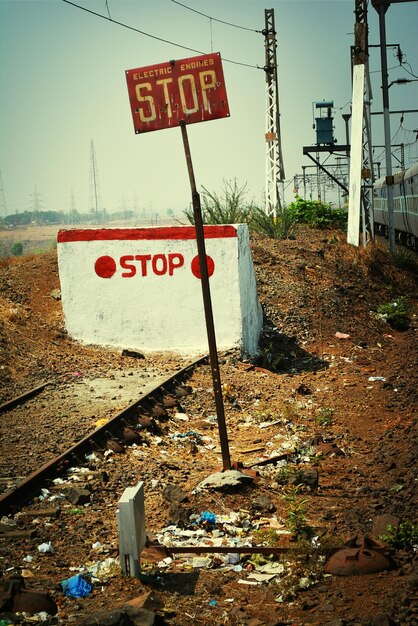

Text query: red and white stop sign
(125, 52), (230, 133)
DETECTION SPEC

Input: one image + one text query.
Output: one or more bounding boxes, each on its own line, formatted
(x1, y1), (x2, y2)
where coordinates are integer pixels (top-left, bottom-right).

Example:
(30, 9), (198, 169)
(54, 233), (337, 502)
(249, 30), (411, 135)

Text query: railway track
(0, 355), (207, 516)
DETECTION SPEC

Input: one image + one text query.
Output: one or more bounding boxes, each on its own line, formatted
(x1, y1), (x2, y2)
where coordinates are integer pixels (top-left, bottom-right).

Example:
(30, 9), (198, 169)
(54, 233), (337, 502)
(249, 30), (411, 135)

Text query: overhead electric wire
(61, 0), (262, 70)
(170, 0), (262, 33)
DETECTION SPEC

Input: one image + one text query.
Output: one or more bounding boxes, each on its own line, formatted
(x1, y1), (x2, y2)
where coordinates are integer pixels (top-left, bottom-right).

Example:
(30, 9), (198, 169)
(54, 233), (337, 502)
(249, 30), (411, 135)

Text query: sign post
(126, 53), (232, 471)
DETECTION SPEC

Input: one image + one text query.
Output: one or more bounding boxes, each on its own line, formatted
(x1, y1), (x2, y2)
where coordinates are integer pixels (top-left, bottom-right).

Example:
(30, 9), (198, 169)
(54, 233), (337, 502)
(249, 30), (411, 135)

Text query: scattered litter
(92, 541), (103, 551)
(247, 572), (277, 582)
(335, 332), (351, 340)
(174, 412), (189, 421)
(238, 579), (259, 586)
(209, 599), (217, 606)
(190, 556), (212, 569)
(199, 511), (216, 525)
(23, 555), (34, 562)
(85, 452), (100, 462)
(368, 376), (386, 382)
(227, 553), (240, 565)
(253, 562), (285, 575)
(61, 574), (92, 598)
(259, 420), (281, 429)
(170, 430), (202, 442)
(86, 557), (120, 582)
(95, 418), (108, 428)
(37, 542), (54, 554)
(52, 478), (66, 485)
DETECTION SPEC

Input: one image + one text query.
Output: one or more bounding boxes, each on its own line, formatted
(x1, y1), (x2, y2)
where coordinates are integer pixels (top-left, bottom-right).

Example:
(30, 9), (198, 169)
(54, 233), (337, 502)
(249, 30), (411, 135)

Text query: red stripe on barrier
(57, 226), (238, 243)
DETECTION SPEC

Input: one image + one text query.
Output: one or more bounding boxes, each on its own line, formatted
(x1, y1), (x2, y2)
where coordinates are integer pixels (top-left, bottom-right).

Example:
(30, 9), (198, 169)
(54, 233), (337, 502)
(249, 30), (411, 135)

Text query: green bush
(11, 242), (23, 256)
(379, 521), (418, 550)
(376, 296), (412, 330)
(287, 196), (347, 229)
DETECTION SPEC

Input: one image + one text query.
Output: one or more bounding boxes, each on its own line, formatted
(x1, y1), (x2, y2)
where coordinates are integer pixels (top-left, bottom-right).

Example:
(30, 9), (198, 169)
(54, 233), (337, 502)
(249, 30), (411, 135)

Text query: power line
(61, 0), (261, 70)
(170, 0), (261, 33)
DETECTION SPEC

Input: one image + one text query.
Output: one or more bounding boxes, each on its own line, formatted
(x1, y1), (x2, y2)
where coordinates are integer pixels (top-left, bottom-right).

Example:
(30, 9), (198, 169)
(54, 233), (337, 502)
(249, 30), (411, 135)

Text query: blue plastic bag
(61, 574), (92, 598)
(200, 511), (216, 525)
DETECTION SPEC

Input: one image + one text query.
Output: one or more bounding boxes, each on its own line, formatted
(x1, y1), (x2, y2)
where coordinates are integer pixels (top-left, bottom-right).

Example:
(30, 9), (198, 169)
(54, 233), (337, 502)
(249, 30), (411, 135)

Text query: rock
(121, 349), (145, 359)
(196, 470), (253, 491)
(287, 468), (319, 490)
(344, 509), (363, 525)
(371, 514), (399, 537)
(162, 484), (188, 504)
(251, 494), (276, 512)
(167, 503), (194, 525)
(370, 615), (396, 626)
(79, 609), (155, 626)
(64, 487), (91, 505)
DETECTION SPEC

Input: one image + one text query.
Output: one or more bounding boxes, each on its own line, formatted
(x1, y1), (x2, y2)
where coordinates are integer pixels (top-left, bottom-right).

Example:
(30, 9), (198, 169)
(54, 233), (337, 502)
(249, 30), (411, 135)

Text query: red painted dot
(94, 255), (117, 278)
(191, 254), (215, 279)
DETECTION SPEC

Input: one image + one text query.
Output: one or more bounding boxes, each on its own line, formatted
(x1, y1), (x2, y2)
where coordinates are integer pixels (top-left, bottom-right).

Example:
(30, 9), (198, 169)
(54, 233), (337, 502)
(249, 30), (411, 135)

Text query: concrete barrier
(57, 224), (263, 355)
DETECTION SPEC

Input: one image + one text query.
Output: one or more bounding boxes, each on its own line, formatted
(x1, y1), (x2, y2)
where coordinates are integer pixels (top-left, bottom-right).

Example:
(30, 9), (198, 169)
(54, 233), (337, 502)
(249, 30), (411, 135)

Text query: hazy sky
(0, 0), (417, 217)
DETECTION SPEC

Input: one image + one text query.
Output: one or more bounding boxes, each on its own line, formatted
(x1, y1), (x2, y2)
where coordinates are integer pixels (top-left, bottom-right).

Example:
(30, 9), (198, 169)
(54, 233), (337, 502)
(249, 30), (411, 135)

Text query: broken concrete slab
(196, 470), (253, 491)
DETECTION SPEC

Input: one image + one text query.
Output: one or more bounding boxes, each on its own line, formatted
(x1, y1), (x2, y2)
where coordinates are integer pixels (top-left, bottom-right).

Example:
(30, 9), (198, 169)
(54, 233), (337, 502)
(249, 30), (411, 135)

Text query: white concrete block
(117, 482), (146, 577)
(57, 224), (262, 355)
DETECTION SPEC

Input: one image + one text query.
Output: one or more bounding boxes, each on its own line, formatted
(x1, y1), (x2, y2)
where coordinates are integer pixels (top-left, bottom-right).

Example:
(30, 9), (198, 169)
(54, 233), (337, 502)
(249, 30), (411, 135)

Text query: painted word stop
(57, 224), (262, 355)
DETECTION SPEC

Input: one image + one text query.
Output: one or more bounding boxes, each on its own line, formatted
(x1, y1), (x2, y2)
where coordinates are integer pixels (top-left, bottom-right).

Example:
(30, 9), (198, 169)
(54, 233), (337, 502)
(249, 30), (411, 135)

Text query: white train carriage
(373, 161), (418, 247)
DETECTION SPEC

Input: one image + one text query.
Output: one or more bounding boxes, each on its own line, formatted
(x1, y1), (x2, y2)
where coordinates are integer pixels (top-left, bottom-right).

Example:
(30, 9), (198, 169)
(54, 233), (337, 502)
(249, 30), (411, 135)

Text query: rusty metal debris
(325, 534), (396, 576)
(0, 575), (57, 615)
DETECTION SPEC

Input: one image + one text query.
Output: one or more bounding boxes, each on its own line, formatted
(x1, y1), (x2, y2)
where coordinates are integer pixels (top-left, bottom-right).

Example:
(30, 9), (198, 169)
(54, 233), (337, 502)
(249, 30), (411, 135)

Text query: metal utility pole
(263, 9), (285, 216)
(30, 186), (43, 222)
(372, 0), (395, 253)
(89, 140), (102, 223)
(0, 171), (7, 218)
(371, 0), (416, 253)
(70, 188), (77, 224)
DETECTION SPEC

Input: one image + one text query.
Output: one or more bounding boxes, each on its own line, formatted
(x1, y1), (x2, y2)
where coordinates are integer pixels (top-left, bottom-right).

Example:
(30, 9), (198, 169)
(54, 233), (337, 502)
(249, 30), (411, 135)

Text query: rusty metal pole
(179, 121), (231, 471)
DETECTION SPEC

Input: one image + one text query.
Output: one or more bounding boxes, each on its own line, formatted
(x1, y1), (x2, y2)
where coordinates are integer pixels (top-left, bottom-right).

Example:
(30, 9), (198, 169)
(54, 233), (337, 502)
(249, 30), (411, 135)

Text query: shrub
(393, 249), (418, 273)
(11, 242), (23, 256)
(376, 296), (412, 330)
(316, 407), (335, 426)
(184, 179), (254, 225)
(287, 196), (347, 230)
(379, 521), (418, 550)
(250, 205), (297, 240)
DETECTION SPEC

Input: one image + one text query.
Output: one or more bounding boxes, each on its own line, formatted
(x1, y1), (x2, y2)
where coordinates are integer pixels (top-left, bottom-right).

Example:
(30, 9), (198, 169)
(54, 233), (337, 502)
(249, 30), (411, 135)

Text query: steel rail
(0, 355), (207, 516)
(0, 382), (52, 413)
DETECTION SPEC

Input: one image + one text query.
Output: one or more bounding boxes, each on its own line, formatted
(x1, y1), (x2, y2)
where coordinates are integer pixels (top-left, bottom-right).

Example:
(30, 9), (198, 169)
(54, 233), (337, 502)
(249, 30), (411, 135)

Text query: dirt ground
(0, 225), (417, 626)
